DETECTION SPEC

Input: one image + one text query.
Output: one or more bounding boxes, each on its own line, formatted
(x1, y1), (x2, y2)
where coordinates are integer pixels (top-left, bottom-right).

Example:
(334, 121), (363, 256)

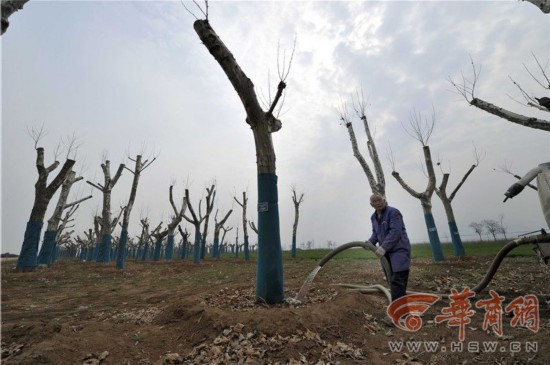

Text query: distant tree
(482, 219), (501, 241)
(116, 154), (156, 269)
(1, 0), (30, 35)
(219, 225), (233, 256)
(234, 192), (251, 261)
(177, 225), (191, 259)
(16, 127), (75, 272)
(290, 186), (304, 258)
(469, 222), (484, 241)
(164, 185), (187, 261)
(390, 109), (444, 261)
(200, 184), (216, 260)
(86, 158), (124, 263)
(450, 54), (550, 132)
(213, 208), (233, 259)
(339, 89), (386, 197)
(498, 214), (509, 240)
(183, 189), (206, 264)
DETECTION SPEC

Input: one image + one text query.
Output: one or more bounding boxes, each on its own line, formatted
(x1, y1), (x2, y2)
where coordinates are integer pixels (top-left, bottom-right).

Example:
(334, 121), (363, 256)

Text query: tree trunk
(194, 19), (284, 303)
(16, 148), (75, 272)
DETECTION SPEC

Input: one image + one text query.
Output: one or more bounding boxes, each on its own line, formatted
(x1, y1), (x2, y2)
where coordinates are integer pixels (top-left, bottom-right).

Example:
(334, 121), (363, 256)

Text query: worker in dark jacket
(367, 194), (411, 301)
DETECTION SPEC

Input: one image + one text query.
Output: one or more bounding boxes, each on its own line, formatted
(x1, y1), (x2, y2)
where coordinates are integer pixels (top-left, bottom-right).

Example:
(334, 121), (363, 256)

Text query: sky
(1, 0), (549, 256)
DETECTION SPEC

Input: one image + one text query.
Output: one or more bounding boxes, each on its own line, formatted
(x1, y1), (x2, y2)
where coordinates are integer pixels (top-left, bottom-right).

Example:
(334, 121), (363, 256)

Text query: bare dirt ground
(1, 253), (549, 364)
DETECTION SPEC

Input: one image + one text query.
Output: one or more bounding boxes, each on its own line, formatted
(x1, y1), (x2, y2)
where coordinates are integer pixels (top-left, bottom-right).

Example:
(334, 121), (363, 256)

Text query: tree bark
(1, 0), (29, 35)
(471, 98), (550, 132)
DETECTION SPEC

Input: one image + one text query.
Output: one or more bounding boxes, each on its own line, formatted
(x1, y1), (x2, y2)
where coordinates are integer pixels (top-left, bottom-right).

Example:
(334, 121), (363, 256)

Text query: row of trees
(469, 217), (509, 241)
(9, 0), (548, 307)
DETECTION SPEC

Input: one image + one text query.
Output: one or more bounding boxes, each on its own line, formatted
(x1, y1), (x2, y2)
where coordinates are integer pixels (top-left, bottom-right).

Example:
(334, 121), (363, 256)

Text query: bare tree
(86, 159), (125, 263)
(339, 89), (386, 197)
(177, 225), (191, 259)
(220, 225), (233, 256)
(213, 208), (233, 259)
(16, 129), (76, 272)
(234, 192), (251, 261)
(200, 184), (216, 260)
(192, 2), (290, 303)
(37, 170), (91, 265)
(116, 154), (156, 269)
(137, 218), (151, 261)
(164, 186), (188, 261)
(434, 146), (484, 256)
(390, 109), (444, 261)
(498, 214), (509, 240)
(450, 54), (550, 132)
(482, 219), (502, 241)
(1, 0), (30, 35)
(290, 186), (304, 258)
(151, 222), (168, 261)
(183, 189), (206, 264)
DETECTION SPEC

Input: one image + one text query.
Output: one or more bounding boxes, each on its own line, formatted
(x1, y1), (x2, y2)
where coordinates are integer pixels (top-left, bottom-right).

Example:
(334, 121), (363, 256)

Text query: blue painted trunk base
(97, 235), (112, 263)
(166, 235), (174, 260)
(153, 238), (162, 261)
(193, 230), (201, 264)
(448, 221), (466, 256)
(37, 230), (57, 265)
(256, 173), (284, 304)
(424, 213), (444, 261)
(291, 236), (297, 258)
(16, 221), (44, 270)
(116, 230), (129, 269)
(244, 235), (250, 261)
(213, 237), (220, 259)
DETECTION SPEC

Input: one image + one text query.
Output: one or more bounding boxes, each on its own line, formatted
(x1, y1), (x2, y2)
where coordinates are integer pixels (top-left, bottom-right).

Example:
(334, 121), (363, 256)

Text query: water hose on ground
(296, 232), (550, 304)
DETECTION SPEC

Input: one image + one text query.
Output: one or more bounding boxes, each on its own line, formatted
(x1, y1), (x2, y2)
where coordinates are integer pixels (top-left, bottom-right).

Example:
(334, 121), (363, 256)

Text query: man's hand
(374, 246), (386, 259)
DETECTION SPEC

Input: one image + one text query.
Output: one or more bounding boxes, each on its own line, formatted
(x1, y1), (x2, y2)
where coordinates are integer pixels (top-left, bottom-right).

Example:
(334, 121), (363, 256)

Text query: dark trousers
(390, 270), (409, 302)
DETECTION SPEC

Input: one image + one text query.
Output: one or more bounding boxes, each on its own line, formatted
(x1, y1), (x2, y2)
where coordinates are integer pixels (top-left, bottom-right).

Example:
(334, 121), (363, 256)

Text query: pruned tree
(1, 0), (30, 35)
(498, 214), (509, 240)
(220, 225), (233, 256)
(86, 159), (124, 263)
(290, 186), (304, 258)
(163, 186), (188, 261)
(339, 88), (386, 197)
(192, 2), (291, 303)
(151, 222), (168, 261)
(116, 154), (156, 269)
(234, 192), (250, 261)
(434, 145), (485, 256)
(183, 188), (206, 264)
(37, 169), (91, 266)
(200, 184), (216, 260)
(138, 218), (154, 261)
(213, 208), (233, 259)
(248, 221), (258, 234)
(16, 128), (76, 272)
(390, 108), (444, 261)
(178, 225), (191, 259)
(450, 54), (550, 132)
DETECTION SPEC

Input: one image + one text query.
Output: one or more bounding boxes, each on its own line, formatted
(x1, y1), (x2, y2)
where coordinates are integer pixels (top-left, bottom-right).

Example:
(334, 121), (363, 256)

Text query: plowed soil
(1, 253), (549, 364)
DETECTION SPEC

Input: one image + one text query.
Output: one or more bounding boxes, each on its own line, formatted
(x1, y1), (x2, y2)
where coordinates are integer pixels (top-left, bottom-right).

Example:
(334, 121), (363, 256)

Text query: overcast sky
(2, 0), (549, 256)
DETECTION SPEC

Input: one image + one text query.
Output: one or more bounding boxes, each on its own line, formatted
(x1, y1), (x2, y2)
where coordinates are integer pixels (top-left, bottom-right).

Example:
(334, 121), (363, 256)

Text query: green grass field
(214, 239), (537, 262)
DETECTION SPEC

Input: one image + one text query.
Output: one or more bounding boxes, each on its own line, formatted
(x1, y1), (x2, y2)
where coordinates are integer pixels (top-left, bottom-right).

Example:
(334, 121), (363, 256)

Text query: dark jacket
(368, 205), (411, 272)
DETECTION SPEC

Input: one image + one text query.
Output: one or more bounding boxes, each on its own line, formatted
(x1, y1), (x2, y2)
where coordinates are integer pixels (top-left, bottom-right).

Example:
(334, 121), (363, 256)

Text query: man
(367, 194), (411, 302)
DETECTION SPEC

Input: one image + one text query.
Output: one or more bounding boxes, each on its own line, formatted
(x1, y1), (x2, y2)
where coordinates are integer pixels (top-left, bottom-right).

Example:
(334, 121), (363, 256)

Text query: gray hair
(369, 194), (386, 203)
